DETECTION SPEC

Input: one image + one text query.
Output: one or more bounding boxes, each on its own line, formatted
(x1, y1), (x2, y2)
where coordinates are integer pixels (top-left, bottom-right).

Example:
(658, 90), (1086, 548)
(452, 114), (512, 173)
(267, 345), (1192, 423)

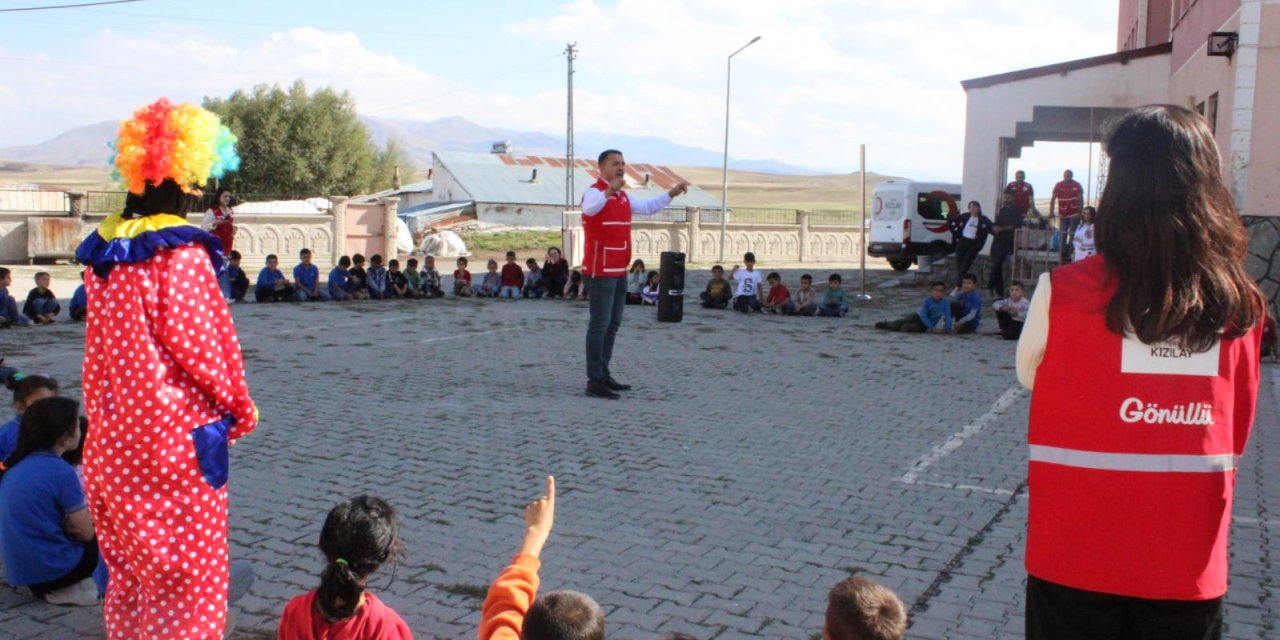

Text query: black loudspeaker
(658, 251), (685, 323)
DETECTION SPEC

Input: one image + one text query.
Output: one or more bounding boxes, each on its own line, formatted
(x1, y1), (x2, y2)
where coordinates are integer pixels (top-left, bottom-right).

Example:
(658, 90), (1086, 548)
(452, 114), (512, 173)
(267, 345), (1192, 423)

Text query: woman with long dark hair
(1017, 105), (1264, 639)
(947, 200), (993, 290)
(202, 186), (237, 255)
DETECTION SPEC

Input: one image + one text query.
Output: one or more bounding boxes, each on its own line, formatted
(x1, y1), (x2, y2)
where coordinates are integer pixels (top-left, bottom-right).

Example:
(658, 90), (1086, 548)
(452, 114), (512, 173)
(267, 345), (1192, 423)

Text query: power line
(0, 0), (148, 12)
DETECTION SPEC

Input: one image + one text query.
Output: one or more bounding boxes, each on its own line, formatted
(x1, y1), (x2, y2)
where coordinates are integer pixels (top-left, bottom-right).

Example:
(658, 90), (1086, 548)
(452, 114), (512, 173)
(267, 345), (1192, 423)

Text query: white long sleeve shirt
(581, 188), (671, 217)
(1015, 272), (1052, 390)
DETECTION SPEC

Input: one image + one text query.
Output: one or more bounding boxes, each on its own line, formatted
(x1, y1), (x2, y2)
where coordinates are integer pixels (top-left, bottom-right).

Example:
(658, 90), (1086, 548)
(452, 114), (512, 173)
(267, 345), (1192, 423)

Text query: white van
(867, 180), (963, 271)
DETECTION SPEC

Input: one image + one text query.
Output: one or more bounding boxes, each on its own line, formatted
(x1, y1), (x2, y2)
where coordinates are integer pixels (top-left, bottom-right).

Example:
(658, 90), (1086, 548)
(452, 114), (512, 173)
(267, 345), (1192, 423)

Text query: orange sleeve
(478, 554), (541, 640)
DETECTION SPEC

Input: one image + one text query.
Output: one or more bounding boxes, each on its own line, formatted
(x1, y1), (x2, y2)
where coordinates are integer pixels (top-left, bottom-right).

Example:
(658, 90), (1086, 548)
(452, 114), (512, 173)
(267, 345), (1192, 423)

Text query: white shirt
(732, 268), (763, 297)
(201, 206), (233, 231)
(581, 187), (671, 216)
(962, 215), (979, 240)
(993, 296), (1030, 322)
(1073, 222), (1096, 261)
(1015, 272), (1052, 390)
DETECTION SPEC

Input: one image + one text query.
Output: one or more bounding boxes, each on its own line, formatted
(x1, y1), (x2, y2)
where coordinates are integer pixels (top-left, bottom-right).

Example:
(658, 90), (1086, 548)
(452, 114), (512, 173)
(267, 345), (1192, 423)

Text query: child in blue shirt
(69, 273), (87, 322)
(874, 281), (953, 333)
(0, 396), (101, 605)
(366, 254), (389, 300)
(255, 254), (295, 303)
(0, 373), (59, 464)
(328, 256), (355, 301)
(293, 248), (328, 301)
(949, 273), (982, 334)
(224, 250), (250, 303)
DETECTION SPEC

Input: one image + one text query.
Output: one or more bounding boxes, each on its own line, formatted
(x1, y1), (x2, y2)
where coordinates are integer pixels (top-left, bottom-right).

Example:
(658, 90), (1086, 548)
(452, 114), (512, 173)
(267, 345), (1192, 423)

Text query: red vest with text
(581, 179), (632, 277)
(1027, 256), (1262, 600)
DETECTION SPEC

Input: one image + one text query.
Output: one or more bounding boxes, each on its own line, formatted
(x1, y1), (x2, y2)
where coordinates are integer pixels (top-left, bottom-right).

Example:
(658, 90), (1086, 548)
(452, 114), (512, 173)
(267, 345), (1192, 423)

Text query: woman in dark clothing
(947, 201), (994, 289)
(541, 246), (569, 298)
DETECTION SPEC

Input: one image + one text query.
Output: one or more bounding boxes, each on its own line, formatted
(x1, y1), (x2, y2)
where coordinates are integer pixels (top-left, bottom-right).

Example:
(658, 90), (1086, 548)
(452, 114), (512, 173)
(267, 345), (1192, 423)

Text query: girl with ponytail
(0, 372), (59, 465)
(278, 495), (412, 639)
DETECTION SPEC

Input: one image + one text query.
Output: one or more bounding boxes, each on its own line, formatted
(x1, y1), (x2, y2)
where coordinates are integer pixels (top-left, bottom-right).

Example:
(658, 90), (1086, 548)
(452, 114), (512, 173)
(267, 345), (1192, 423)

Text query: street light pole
(719, 35), (761, 263)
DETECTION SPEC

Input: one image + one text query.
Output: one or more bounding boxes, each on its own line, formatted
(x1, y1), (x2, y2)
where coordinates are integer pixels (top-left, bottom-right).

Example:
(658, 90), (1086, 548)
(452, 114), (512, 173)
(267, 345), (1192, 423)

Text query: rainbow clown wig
(110, 98), (240, 195)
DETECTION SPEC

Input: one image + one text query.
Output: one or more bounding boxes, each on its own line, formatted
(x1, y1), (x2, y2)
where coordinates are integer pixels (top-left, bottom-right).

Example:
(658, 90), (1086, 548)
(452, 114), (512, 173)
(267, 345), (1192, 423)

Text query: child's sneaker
(44, 577), (99, 606)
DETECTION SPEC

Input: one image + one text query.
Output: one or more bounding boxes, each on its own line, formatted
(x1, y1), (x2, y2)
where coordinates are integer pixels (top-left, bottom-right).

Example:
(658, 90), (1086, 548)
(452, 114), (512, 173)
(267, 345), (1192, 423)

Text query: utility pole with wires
(564, 42), (578, 209)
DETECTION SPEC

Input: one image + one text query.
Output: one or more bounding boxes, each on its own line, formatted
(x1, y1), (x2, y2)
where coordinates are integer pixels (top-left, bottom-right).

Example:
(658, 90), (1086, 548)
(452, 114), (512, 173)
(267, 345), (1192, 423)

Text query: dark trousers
(1026, 574), (1222, 640)
(989, 243), (1013, 297)
(584, 275), (627, 384)
(996, 310), (1024, 340)
(30, 540), (100, 597)
(955, 237), (982, 287)
(544, 275), (567, 298)
(700, 292), (729, 309)
(255, 285), (294, 303)
(885, 314), (928, 333)
(733, 295), (761, 313)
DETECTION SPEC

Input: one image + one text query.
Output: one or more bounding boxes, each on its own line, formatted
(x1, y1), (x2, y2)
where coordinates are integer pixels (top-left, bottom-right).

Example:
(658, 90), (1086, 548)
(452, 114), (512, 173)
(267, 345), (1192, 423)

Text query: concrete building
(961, 0), (1280, 309)
(430, 150), (721, 227)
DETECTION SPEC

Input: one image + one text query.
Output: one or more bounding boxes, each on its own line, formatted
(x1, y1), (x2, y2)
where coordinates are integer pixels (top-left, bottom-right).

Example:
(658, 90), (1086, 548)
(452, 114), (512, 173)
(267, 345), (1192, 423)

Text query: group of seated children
(700, 253), (849, 317)
(251, 249), (449, 303)
(277, 475), (909, 640)
(874, 275), (1029, 339)
(453, 252), (587, 300)
(0, 268), (87, 328)
(625, 259), (661, 305)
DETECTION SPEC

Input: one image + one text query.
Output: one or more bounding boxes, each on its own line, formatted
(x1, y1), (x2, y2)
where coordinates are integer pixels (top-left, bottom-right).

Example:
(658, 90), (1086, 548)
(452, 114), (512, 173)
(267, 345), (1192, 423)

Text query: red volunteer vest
(581, 179), (632, 277)
(209, 206), (235, 254)
(1027, 256), (1262, 600)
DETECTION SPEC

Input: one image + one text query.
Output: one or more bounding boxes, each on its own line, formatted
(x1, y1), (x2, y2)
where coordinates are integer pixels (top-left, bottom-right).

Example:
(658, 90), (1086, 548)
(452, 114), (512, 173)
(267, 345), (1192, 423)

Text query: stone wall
(1245, 215), (1280, 316)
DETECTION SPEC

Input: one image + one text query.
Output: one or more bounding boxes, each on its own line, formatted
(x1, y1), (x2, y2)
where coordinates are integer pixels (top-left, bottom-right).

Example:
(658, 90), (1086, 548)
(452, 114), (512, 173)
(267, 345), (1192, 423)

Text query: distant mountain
(0, 115), (820, 175)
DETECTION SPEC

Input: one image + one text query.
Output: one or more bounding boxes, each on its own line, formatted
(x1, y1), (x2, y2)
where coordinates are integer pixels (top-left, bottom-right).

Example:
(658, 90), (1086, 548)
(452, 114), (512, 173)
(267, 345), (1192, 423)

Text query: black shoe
(605, 377), (631, 391)
(585, 382), (620, 399)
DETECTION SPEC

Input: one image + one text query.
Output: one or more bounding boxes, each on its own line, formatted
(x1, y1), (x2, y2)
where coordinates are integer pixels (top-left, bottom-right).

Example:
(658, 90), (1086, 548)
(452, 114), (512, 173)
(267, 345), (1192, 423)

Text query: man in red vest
(1005, 169), (1035, 219)
(1050, 169), (1084, 258)
(581, 149), (688, 399)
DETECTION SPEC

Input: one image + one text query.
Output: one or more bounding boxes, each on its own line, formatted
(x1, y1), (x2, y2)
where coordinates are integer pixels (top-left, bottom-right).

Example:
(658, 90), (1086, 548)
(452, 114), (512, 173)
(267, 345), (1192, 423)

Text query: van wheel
(888, 258), (912, 272)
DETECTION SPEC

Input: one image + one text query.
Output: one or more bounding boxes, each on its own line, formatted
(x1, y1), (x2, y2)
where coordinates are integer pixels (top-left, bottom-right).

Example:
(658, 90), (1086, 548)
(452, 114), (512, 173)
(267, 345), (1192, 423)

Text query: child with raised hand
(822, 576), (907, 640)
(23, 271), (60, 324)
(0, 397), (100, 606)
(278, 495), (412, 640)
(481, 476), (605, 640)
(0, 372), (59, 465)
(730, 252), (764, 313)
(641, 270), (661, 305)
(626, 259), (647, 305)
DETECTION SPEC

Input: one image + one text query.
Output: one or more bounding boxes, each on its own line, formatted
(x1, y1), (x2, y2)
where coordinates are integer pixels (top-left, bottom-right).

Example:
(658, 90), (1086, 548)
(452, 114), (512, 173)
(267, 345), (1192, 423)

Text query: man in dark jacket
(989, 189), (1023, 298)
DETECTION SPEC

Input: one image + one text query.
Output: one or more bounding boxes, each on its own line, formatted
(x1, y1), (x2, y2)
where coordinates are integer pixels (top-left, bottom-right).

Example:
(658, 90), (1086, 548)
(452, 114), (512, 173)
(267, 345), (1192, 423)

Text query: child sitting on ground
(817, 273), (848, 317)
(730, 253), (764, 313)
(823, 576), (908, 640)
(277, 495), (412, 639)
(69, 274), (87, 321)
(422, 256), (445, 298)
(403, 259), (425, 298)
(500, 251), (524, 299)
(293, 248), (328, 301)
(626, 259), (647, 305)
(875, 281), (953, 334)
(366, 254), (389, 300)
(523, 259), (545, 298)
(386, 259), (408, 299)
(641, 270), (660, 305)
(349, 254), (371, 299)
(328, 256), (355, 301)
(480, 476), (606, 640)
(476, 259), (502, 298)
(255, 254), (295, 303)
(0, 267), (26, 328)
(0, 397), (100, 606)
(225, 251), (250, 303)
(762, 272), (794, 314)
(23, 272), (60, 324)
(949, 273), (982, 334)
(454, 257), (474, 297)
(791, 274), (818, 316)
(701, 265), (731, 309)
(992, 280), (1030, 340)
(565, 269), (584, 300)
(0, 372), (59, 464)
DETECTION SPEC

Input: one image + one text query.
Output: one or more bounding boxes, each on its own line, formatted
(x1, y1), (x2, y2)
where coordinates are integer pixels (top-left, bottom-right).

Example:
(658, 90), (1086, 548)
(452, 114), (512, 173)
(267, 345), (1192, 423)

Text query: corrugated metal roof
(432, 151), (722, 209)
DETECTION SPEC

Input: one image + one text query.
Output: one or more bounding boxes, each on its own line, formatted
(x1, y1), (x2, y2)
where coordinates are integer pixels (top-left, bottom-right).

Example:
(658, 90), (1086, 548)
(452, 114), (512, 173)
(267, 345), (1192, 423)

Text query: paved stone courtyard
(1, 266), (1277, 639)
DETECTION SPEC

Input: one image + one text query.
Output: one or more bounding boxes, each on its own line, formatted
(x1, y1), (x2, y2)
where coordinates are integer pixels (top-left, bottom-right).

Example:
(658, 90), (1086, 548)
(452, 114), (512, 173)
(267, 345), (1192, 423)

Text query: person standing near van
(989, 190), (1022, 298)
(1005, 170), (1035, 219)
(581, 149), (688, 399)
(947, 201), (993, 290)
(1016, 105), (1264, 640)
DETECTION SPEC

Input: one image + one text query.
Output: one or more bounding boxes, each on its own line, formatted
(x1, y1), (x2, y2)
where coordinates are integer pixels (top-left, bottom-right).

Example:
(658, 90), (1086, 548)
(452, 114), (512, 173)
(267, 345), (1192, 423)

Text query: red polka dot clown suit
(76, 99), (256, 639)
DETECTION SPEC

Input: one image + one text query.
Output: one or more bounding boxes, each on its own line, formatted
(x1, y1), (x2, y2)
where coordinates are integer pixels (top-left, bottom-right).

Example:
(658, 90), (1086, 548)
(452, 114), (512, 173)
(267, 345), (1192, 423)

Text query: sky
(0, 0), (1119, 191)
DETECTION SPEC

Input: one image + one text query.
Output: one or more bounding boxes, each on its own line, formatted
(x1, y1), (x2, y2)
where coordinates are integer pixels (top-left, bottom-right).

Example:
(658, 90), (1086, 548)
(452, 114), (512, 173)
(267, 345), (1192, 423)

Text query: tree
(203, 80), (412, 196)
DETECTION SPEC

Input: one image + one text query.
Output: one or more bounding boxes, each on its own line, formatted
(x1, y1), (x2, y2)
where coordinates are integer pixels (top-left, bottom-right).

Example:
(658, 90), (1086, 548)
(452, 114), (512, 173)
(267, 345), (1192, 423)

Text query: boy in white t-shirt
(992, 280), (1030, 340)
(730, 252), (763, 313)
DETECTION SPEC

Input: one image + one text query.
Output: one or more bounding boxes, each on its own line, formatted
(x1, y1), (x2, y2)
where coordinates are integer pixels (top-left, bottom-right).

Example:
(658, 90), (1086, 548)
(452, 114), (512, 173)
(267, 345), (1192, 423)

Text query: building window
(1207, 92), (1219, 135)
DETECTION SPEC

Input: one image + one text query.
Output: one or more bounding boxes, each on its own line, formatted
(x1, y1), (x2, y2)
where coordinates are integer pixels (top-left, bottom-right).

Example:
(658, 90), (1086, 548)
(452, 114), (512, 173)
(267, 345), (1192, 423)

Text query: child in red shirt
(500, 251), (524, 299)
(278, 496), (412, 640)
(453, 257), (474, 297)
(762, 271), (794, 314)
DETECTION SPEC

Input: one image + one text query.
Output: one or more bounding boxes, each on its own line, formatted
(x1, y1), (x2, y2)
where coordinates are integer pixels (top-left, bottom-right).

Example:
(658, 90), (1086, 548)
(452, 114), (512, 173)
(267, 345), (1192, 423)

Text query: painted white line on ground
(1232, 516), (1280, 527)
(416, 327), (519, 344)
(909, 480), (1023, 497)
(899, 385), (1027, 485)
